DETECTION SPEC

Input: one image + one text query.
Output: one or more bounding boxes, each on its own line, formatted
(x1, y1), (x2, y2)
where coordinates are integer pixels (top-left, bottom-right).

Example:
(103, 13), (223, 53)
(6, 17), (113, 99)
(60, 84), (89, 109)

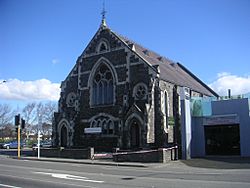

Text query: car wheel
(6, 146), (10, 149)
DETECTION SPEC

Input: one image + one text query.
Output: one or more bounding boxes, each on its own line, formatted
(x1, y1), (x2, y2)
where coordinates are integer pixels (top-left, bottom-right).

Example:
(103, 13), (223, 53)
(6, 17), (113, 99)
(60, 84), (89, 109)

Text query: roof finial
(101, 0), (107, 27)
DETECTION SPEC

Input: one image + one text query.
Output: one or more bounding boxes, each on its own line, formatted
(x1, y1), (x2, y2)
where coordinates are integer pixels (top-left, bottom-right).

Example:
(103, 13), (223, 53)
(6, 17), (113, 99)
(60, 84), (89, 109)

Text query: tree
(43, 102), (57, 124)
(22, 102), (36, 131)
(0, 104), (15, 141)
(21, 101), (57, 140)
(33, 102), (57, 137)
(0, 124), (16, 140)
(0, 104), (14, 127)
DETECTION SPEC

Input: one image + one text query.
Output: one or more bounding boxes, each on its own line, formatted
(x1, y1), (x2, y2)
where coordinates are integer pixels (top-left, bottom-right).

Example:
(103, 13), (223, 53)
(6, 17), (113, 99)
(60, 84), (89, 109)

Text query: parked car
(0, 143), (5, 149)
(3, 141), (24, 149)
(32, 141), (52, 150)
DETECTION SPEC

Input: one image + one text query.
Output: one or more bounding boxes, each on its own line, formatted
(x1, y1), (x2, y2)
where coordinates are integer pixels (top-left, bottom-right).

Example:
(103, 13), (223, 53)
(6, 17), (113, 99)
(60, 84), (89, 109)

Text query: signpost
(37, 113), (42, 159)
(38, 130), (42, 158)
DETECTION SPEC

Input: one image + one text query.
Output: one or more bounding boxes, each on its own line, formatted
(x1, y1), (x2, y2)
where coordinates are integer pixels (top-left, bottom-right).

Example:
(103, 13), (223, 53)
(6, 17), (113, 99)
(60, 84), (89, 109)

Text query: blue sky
(1, 0), (250, 108)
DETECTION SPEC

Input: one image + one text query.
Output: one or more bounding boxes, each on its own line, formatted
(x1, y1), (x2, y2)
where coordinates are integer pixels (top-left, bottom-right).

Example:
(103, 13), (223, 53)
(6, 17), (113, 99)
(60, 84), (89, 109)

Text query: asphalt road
(0, 155), (250, 188)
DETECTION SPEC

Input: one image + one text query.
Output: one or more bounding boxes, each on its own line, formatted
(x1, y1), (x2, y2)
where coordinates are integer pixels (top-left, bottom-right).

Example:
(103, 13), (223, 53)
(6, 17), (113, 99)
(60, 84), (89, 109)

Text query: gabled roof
(79, 22), (218, 97)
(111, 31), (218, 97)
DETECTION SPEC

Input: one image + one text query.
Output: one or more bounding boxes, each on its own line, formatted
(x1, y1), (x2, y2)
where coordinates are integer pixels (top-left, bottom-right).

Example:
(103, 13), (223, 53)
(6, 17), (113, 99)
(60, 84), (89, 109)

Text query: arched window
(90, 116), (114, 135)
(107, 119), (114, 134)
(92, 63), (114, 106)
(96, 39), (109, 53)
(100, 43), (107, 52)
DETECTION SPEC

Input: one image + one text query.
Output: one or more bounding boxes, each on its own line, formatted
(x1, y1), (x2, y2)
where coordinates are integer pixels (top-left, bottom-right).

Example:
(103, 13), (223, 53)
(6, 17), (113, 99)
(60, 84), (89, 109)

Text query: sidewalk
(10, 155), (250, 169)
(12, 156), (150, 168)
(181, 157), (250, 169)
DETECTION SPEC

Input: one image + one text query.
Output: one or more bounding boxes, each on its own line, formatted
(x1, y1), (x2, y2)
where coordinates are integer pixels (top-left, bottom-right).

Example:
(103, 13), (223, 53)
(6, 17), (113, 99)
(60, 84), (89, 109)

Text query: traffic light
(21, 118), (25, 129)
(15, 114), (20, 126)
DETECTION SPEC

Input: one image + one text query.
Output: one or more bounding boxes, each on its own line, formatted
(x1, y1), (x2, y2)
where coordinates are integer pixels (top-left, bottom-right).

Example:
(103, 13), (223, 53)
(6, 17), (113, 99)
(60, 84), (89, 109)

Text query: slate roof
(112, 31), (218, 97)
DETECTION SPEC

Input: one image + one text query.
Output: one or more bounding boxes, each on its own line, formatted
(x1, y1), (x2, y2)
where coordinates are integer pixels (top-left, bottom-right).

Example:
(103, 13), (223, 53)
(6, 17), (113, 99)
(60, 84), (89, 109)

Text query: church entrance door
(130, 120), (140, 149)
(61, 125), (67, 147)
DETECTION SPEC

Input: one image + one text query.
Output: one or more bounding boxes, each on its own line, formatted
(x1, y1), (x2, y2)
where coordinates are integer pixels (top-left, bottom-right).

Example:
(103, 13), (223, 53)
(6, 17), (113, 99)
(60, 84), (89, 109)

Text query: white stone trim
(161, 90), (170, 116)
(125, 113), (144, 131)
(161, 90), (170, 131)
(117, 81), (126, 85)
(58, 119), (73, 147)
(133, 82), (148, 100)
(81, 113), (120, 123)
(124, 113), (144, 148)
(130, 62), (144, 66)
(83, 47), (125, 58)
(79, 70), (91, 75)
(114, 64), (127, 68)
(89, 113), (120, 122)
(96, 38), (110, 53)
(81, 87), (89, 90)
(66, 92), (76, 107)
(78, 61), (82, 90)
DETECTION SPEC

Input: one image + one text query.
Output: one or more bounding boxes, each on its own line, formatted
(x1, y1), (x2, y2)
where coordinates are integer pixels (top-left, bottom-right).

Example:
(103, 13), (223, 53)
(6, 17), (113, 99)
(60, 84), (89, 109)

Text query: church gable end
(53, 15), (218, 151)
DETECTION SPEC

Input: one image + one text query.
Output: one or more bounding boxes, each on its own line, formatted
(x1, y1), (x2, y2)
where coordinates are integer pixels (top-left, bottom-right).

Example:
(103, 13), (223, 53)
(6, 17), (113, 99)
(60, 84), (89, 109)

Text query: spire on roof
(101, 0), (107, 27)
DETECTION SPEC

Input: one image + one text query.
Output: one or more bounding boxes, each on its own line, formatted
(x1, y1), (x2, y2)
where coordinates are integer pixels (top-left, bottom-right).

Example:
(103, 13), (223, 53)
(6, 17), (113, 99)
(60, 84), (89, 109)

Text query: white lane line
(34, 172), (104, 183)
(0, 183), (22, 188)
(0, 173), (96, 188)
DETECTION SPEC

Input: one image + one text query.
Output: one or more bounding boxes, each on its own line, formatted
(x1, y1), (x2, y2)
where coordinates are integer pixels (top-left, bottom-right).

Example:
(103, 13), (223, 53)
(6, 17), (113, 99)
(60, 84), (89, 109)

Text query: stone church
(53, 16), (218, 151)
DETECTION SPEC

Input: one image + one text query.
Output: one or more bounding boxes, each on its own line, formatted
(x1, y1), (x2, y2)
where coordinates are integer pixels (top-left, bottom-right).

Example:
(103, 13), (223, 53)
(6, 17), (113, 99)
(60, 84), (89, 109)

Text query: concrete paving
(11, 155), (250, 169)
(181, 157), (250, 169)
(12, 156), (150, 167)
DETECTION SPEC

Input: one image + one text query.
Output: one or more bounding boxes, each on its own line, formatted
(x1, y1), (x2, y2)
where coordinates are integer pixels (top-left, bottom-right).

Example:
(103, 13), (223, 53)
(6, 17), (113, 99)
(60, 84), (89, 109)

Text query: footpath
(12, 156), (150, 168)
(11, 155), (250, 169)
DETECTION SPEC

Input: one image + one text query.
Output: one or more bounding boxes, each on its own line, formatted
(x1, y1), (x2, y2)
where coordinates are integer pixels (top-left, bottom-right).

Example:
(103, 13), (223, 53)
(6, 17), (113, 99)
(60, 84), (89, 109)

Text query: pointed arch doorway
(130, 120), (141, 149)
(61, 125), (67, 147)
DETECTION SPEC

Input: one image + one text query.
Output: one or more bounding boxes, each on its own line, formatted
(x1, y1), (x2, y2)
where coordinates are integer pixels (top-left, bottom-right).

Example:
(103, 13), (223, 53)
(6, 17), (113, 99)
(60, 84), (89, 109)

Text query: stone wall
(113, 148), (177, 163)
(33, 148), (93, 159)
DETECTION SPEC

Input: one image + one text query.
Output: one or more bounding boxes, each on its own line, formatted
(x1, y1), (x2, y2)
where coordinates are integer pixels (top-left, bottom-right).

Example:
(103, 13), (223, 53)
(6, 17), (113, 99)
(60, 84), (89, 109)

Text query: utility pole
(15, 114), (21, 159)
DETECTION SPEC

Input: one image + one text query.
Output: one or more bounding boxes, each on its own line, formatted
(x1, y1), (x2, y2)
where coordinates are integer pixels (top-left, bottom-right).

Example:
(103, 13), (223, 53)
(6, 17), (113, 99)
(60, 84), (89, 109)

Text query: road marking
(34, 172), (104, 183)
(0, 173), (96, 188)
(0, 183), (22, 188)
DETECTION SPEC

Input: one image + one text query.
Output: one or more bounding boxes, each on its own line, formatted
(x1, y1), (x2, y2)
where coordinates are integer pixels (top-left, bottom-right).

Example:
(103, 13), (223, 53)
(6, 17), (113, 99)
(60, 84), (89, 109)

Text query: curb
(11, 156), (148, 168)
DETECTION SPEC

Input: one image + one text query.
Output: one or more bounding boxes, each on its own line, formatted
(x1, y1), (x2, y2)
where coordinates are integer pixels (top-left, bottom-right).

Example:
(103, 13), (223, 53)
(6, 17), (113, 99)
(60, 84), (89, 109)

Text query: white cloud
(52, 59), (60, 65)
(209, 73), (250, 96)
(217, 72), (230, 78)
(0, 79), (60, 101)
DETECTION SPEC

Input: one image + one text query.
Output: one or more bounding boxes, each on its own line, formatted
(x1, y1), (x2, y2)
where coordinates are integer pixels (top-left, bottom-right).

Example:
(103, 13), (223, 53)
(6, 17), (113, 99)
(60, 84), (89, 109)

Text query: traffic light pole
(17, 124), (21, 159)
(15, 114), (25, 159)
